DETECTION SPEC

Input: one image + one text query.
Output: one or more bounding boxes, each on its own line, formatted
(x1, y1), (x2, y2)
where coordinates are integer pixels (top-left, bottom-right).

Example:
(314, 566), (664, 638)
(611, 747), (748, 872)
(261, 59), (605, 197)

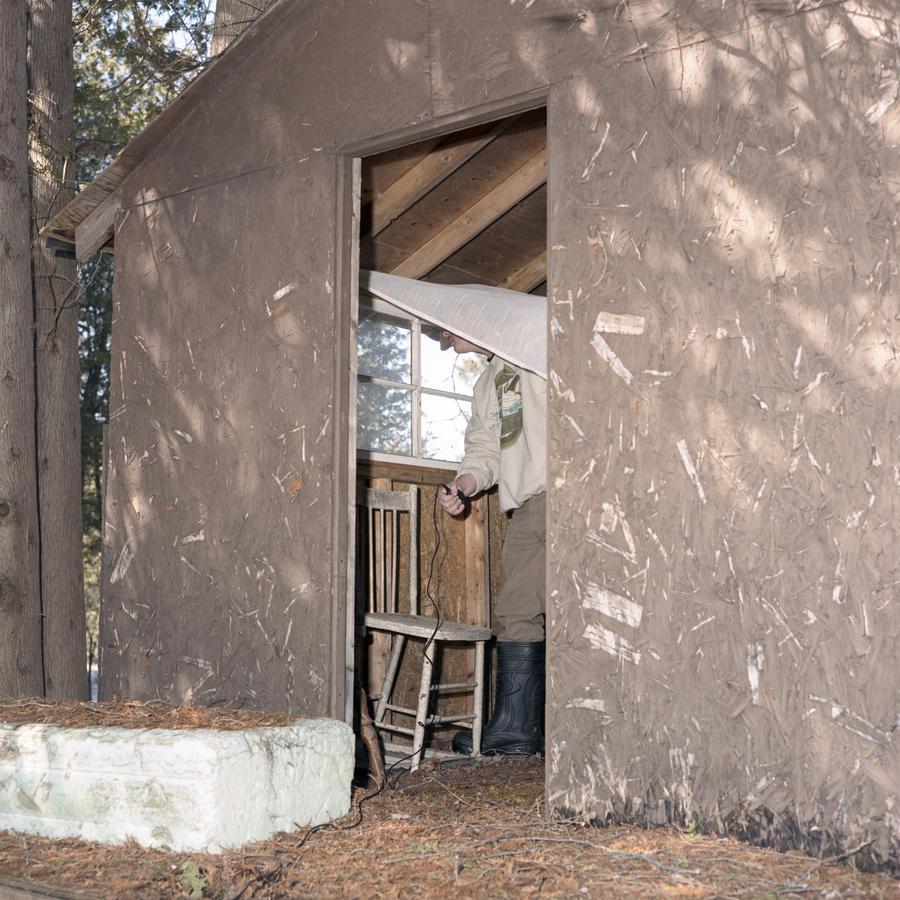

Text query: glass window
(421, 394), (471, 461)
(356, 295), (485, 465)
(357, 383), (411, 456)
(358, 310), (410, 382)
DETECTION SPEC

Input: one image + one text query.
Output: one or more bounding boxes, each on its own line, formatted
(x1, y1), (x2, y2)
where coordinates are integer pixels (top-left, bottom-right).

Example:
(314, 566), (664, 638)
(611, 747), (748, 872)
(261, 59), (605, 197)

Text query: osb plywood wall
(99, 0), (897, 866)
(99, 0), (436, 718)
(102, 160), (342, 715)
(541, 3), (899, 868)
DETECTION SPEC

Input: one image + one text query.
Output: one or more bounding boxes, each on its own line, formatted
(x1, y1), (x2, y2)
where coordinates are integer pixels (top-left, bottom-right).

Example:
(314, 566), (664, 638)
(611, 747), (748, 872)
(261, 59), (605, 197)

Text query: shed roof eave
(42, 0), (297, 252)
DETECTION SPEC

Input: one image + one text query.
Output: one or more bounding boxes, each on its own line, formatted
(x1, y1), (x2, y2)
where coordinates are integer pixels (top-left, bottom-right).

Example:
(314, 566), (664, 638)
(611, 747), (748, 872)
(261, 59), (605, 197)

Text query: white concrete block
(0, 718), (354, 853)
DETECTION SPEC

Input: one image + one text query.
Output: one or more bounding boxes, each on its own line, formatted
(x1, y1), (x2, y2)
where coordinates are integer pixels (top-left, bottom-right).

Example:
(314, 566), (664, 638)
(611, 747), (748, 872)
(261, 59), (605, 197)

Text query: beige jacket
(458, 355), (546, 512)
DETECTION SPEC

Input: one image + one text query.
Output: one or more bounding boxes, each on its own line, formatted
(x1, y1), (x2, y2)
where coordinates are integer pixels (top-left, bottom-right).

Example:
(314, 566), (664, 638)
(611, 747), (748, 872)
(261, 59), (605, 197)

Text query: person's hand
(439, 474), (477, 517)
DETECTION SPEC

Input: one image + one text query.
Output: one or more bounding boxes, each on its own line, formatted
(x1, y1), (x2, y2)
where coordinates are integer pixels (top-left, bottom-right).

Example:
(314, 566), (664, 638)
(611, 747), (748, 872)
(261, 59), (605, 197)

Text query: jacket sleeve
(457, 365), (500, 494)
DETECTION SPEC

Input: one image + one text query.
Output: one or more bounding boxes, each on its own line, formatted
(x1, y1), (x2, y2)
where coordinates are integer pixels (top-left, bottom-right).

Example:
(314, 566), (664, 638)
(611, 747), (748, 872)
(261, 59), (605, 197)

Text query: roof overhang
(41, 0), (297, 258)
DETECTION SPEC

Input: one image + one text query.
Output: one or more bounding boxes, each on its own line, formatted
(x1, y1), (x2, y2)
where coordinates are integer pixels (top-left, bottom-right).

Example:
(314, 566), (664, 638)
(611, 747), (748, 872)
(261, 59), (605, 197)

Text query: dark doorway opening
(351, 106), (548, 768)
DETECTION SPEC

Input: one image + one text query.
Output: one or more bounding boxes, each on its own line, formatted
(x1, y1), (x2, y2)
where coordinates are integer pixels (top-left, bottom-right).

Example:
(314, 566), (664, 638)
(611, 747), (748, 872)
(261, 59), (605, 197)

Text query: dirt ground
(0, 753), (897, 899)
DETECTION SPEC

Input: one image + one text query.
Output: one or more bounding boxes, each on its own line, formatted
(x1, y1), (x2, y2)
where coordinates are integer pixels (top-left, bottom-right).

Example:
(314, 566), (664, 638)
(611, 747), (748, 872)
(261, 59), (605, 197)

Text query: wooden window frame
(357, 294), (482, 470)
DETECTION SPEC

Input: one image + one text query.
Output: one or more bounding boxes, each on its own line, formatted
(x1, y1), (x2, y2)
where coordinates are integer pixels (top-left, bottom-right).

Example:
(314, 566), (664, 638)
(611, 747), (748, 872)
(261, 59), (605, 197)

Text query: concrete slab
(0, 718), (354, 853)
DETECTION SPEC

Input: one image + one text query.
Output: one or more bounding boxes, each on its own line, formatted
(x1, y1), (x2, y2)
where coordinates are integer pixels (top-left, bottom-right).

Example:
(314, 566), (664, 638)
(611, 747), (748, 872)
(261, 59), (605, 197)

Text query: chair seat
(364, 612), (491, 642)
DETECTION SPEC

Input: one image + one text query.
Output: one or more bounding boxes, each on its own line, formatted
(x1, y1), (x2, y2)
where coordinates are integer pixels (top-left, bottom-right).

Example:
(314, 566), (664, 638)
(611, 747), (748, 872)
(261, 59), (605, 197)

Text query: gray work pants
(494, 492), (546, 642)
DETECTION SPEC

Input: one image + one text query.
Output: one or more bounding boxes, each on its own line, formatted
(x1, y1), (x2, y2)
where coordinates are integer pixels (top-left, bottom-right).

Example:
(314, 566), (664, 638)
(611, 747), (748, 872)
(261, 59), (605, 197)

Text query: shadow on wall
(102, 156), (337, 715)
(95, 0), (897, 862)
(539, 0), (898, 866)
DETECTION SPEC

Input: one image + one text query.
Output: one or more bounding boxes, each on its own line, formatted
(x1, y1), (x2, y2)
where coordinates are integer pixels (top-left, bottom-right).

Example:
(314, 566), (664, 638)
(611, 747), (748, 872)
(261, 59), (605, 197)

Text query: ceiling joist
(367, 118), (514, 238)
(389, 147), (547, 279)
(500, 249), (546, 293)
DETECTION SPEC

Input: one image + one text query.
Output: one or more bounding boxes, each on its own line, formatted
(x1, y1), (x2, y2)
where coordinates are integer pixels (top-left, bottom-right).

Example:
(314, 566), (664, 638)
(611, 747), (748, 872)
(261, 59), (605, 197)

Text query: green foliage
(73, 1), (214, 181)
(78, 256), (112, 547)
(83, 528), (102, 666)
(357, 311), (414, 455)
(79, 257), (110, 660)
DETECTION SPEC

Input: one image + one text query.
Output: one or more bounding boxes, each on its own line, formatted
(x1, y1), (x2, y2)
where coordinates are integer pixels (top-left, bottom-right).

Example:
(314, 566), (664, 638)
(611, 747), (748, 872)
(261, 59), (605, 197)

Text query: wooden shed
(47, 0), (898, 868)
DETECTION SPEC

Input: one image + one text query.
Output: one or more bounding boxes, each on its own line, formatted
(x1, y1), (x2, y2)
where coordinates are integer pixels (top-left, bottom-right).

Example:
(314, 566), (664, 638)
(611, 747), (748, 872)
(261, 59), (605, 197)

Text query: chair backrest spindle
(378, 508), (386, 613)
(408, 489), (418, 616)
(391, 509), (400, 614)
(359, 485), (418, 617)
(367, 506), (375, 614)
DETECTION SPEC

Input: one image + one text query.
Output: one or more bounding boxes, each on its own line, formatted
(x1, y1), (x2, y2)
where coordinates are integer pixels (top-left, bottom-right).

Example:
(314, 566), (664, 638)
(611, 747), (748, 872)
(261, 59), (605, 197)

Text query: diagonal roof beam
(366, 118), (515, 238)
(389, 147), (547, 279)
(364, 137), (442, 217)
(500, 249), (547, 293)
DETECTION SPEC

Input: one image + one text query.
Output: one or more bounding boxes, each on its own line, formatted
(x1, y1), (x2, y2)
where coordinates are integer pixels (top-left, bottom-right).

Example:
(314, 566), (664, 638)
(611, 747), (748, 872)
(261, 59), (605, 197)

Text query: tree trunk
(28, 0), (86, 699)
(0, 1), (44, 696)
(211, 0), (277, 56)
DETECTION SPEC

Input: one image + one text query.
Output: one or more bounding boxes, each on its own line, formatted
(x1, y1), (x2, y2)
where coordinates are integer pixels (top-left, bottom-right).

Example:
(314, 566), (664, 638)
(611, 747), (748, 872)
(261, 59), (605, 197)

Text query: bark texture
(0, 2), (44, 696)
(27, 0), (86, 699)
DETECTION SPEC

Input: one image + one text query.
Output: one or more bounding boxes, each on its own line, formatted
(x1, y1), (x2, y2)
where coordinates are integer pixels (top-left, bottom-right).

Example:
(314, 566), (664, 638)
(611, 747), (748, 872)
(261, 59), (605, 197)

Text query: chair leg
(472, 640), (485, 757)
(411, 641), (435, 772)
(374, 634), (405, 725)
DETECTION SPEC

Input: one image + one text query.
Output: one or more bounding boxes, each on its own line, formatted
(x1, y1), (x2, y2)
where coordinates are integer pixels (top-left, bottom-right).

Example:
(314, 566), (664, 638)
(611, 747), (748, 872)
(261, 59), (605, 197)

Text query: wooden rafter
(75, 193), (121, 261)
(500, 249), (546, 293)
(390, 148), (547, 279)
(363, 138), (442, 206)
(367, 118), (514, 238)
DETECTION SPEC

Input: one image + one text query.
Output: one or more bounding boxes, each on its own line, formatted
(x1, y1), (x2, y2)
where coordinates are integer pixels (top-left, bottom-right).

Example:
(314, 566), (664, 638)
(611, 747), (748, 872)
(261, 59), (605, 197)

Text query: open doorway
(350, 106), (548, 767)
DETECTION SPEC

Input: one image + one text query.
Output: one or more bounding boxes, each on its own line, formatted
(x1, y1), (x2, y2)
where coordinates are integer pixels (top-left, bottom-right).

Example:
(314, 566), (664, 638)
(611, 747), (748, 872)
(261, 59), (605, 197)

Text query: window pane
(358, 309), (411, 382)
(421, 393), (472, 462)
(420, 332), (487, 394)
(357, 383), (411, 455)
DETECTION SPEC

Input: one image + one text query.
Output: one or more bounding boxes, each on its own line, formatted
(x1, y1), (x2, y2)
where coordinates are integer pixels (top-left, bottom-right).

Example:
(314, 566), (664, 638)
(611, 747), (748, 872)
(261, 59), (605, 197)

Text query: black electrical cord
(422, 484), (447, 654)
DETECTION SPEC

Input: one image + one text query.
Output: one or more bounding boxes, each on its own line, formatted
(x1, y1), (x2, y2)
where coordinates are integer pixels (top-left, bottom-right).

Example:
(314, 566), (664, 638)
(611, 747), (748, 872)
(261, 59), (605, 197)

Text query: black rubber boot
(453, 639), (544, 756)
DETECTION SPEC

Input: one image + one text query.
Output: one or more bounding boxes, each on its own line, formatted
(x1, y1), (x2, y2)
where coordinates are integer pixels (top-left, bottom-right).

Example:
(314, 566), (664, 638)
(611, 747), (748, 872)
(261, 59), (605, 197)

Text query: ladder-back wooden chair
(358, 485), (491, 771)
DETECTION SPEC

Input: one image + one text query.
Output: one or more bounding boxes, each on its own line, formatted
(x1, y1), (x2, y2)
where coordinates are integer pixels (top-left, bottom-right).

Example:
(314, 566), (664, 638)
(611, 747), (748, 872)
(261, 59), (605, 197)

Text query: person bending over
(439, 330), (546, 756)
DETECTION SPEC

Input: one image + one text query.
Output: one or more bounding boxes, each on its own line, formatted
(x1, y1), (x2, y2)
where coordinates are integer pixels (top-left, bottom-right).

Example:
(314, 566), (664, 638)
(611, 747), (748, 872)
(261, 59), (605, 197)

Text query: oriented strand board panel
(124, 0), (434, 204)
(102, 159), (342, 714)
(543, 3), (899, 869)
(100, 0), (434, 718)
(427, 0), (720, 117)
